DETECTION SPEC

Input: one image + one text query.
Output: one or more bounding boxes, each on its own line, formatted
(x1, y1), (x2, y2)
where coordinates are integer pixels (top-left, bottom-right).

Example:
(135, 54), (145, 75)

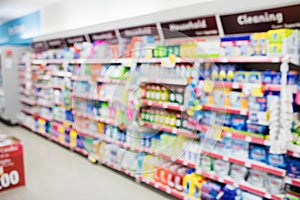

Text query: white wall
(37, 0), (300, 40)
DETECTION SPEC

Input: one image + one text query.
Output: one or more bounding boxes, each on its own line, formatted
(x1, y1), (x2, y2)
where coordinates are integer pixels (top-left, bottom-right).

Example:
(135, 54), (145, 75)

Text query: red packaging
(0, 137), (25, 192)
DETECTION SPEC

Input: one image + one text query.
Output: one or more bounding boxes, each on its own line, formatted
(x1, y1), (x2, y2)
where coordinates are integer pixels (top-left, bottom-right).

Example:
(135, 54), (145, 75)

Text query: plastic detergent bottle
(183, 168), (195, 196)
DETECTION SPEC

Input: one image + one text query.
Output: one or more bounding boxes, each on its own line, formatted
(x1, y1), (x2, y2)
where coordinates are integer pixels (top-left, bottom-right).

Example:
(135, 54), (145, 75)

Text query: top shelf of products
(29, 56), (300, 65)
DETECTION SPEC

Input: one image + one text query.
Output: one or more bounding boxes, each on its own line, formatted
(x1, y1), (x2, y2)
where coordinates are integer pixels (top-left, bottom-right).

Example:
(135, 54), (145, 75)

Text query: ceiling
(0, 0), (60, 24)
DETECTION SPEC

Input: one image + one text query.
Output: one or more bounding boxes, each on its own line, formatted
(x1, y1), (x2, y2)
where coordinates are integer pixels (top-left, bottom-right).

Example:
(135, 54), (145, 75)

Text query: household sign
(161, 16), (219, 39)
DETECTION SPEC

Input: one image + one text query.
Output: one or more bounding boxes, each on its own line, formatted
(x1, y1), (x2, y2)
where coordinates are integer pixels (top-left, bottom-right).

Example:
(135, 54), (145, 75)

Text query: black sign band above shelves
(65, 35), (87, 46)
(221, 4), (300, 35)
(161, 16), (219, 39)
(47, 38), (67, 49)
(31, 41), (47, 50)
(119, 24), (159, 39)
(88, 30), (118, 44)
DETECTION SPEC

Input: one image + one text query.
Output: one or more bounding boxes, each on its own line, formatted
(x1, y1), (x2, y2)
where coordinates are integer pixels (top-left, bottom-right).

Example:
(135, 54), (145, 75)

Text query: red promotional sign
(0, 139), (25, 192)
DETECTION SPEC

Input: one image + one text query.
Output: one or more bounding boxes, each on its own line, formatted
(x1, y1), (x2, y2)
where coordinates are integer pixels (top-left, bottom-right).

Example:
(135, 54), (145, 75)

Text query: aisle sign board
(47, 38), (67, 49)
(119, 24), (159, 39)
(161, 16), (219, 39)
(31, 41), (47, 51)
(65, 35), (87, 46)
(0, 11), (40, 45)
(88, 30), (118, 44)
(221, 4), (300, 34)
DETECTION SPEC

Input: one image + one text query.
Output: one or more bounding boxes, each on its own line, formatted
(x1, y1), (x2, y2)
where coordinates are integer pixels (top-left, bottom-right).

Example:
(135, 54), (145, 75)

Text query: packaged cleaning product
(221, 185), (242, 200)
(201, 182), (223, 200)
(249, 143), (267, 163)
(230, 164), (248, 182)
(265, 175), (284, 194)
(247, 169), (267, 187)
(215, 113), (231, 127)
(287, 156), (300, 179)
(231, 139), (249, 159)
(266, 146), (287, 169)
(213, 159), (230, 176)
(248, 97), (267, 112)
(183, 168), (195, 196)
(230, 114), (247, 131)
(200, 155), (213, 172)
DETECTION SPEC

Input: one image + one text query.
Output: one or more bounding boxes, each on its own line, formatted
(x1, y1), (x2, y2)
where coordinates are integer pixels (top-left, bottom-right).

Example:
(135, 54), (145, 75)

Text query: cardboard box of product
(0, 136), (25, 192)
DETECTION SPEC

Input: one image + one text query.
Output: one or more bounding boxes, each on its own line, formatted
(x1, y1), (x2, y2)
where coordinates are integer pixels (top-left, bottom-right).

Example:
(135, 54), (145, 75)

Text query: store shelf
(20, 90), (31, 96)
(97, 78), (127, 84)
(19, 122), (35, 131)
(37, 75), (50, 80)
(139, 77), (187, 85)
(285, 177), (300, 187)
(202, 104), (249, 115)
(140, 121), (198, 139)
(20, 108), (35, 116)
(35, 84), (50, 89)
(223, 130), (269, 145)
(20, 97), (36, 105)
(96, 156), (184, 200)
(72, 110), (125, 128)
(35, 114), (52, 121)
(36, 102), (52, 108)
(140, 99), (186, 111)
(50, 71), (72, 77)
(71, 93), (112, 102)
(197, 124), (269, 146)
(205, 56), (283, 63)
(52, 85), (63, 90)
(201, 150), (286, 177)
(287, 144), (300, 158)
(71, 76), (90, 81)
(196, 169), (284, 200)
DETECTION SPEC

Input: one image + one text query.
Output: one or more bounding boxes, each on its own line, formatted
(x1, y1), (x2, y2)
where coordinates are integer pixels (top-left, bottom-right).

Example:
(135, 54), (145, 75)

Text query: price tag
(264, 193), (272, 199)
(223, 157), (229, 161)
(163, 103), (167, 109)
(245, 162), (252, 168)
(166, 187), (171, 194)
(218, 178), (224, 183)
(232, 82), (239, 89)
(233, 183), (239, 187)
(245, 136), (252, 142)
(240, 109), (248, 115)
(154, 182), (160, 188)
(285, 178), (292, 184)
(225, 132), (232, 137)
(183, 160), (188, 166)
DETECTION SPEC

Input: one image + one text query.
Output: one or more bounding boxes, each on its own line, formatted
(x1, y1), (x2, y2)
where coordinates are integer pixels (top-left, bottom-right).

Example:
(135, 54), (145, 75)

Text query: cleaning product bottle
(183, 168), (195, 196)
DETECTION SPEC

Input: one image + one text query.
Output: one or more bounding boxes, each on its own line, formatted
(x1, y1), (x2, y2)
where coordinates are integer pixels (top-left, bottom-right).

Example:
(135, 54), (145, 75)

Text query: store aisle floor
(0, 123), (173, 200)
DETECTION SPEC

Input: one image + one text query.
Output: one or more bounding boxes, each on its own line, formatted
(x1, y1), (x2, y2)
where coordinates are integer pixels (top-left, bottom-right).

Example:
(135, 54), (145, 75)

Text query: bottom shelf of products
(19, 115), (300, 200)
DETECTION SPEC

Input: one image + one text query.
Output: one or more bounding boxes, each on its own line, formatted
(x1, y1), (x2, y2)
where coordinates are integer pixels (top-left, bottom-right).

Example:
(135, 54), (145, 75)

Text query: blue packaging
(215, 113), (231, 127)
(266, 147), (287, 169)
(201, 111), (216, 126)
(287, 157), (300, 179)
(287, 72), (298, 85)
(247, 123), (268, 135)
(249, 144), (267, 163)
(234, 72), (247, 83)
(248, 97), (267, 112)
(230, 114), (247, 131)
(262, 71), (281, 84)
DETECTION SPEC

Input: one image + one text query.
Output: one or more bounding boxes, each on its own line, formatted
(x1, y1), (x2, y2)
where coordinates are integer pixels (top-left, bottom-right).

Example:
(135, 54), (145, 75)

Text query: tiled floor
(0, 122), (172, 200)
